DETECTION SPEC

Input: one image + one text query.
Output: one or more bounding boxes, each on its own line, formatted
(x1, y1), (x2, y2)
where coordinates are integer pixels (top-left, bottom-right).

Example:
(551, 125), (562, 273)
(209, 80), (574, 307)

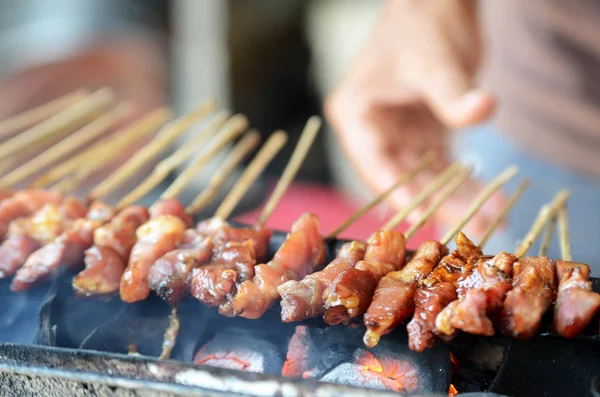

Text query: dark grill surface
(0, 229), (599, 396)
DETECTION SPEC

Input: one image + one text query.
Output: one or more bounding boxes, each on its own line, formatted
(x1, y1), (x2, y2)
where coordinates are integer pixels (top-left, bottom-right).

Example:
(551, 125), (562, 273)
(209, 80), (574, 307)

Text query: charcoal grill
(1, 229), (599, 397)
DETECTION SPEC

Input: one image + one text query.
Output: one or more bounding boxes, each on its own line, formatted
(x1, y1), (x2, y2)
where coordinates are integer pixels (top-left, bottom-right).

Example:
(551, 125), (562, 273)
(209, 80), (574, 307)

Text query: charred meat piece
(553, 260), (600, 338)
(323, 230), (406, 326)
(196, 217), (272, 263)
(363, 240), (448, 347)
(189, 240), (257, 307)
(11, 201), (116, 292)
(72, 206), (150, 297)
(0, 197), (87, 278)
(499, 256), (556, 340)
(149, 237), (215, 306)
(219, 213), (326, 319)
(0, 189), (63, 239)
(120, 199), (189, 303)
(278, 241), (367, 323)
(435, 252), (517, 337)
(407, 232), (482, 352)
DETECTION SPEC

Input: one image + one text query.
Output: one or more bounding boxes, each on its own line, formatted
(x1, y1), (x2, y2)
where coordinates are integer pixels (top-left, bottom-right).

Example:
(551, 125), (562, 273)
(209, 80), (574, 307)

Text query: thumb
(415, 62), (496, 128)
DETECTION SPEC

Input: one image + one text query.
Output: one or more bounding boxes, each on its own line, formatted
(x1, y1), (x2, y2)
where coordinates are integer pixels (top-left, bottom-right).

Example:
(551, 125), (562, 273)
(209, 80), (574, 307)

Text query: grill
(1, 229), (599, 397)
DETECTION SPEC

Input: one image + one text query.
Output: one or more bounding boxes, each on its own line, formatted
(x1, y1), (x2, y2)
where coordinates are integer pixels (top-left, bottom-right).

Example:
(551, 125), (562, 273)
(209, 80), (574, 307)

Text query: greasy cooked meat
(149, 237), (215, 306)
(11, 201), (116, 292)
(499, 256), (556, 340)
(196, 217), (272, 262)
(0, 197), (87, 278)
(553, 260), (600, 338)
(363, 240), (448, 347)
(278, 241), (367, 322)
(0, 189), (63, 238)
(435, 252), (516, 337)
(323, 230), (406, 326)
(74, 246), (127, 296)
(151, 198), (193, 228)
(219, 213), (326, 319)
(407, 232), (481, 352)
(120, 213), (188, 303)
(189, 240), (257, 307)
(73, 206), (150, 297)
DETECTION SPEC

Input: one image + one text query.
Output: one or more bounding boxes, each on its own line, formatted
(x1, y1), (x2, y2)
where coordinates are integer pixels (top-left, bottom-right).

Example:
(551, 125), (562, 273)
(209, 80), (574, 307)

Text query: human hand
(325, 0), (503, 236)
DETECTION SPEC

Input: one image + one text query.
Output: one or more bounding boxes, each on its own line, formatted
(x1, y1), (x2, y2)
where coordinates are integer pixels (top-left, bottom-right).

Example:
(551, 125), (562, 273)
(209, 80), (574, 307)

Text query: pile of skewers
(0, 89), (598, 360)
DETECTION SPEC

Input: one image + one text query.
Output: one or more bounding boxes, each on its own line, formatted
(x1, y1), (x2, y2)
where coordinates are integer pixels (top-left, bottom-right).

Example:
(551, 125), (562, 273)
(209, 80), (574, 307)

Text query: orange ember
(448, 384), (458, 397)
(450, 353), (460, 368)
(194, 353), (251, 371)
(355, 351), (420, 392)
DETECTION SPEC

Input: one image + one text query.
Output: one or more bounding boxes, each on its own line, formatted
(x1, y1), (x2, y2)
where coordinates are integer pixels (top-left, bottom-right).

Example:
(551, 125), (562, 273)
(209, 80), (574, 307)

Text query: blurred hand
(325, 0), (503, 236)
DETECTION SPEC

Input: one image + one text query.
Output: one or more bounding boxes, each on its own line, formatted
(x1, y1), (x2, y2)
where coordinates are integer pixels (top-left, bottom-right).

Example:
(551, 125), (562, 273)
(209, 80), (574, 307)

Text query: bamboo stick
(379, 163), (463, 233)
(0, 89), (89, 138)
(157, 115), (249, 202)
(0, 88), (114, 159)
(31, 107), (171, 188)
(116, 112), (234, 208)
(0, 103), (133, 188)
(514, 189), (570, 258)
(478, 180), (530, 249)
(213, 131), (288, 220)
(88, 100), (215, 200)
(186, 131), (260, 214)
(557, 203), (572, 261)
(405, 167), (473, 240)
(538, 215), (557, 257)
(256, 116), (321, 227)
(440, 165), (519, 246)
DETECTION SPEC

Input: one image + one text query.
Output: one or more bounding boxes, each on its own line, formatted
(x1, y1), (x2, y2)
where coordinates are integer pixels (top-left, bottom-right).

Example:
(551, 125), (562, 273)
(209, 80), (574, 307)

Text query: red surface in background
(234, 181), (438, 250)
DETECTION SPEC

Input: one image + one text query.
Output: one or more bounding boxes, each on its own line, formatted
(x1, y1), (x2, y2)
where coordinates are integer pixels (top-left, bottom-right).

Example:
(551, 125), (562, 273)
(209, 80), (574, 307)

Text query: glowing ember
(448, 383), (458, 396)
(193, 348), (265, 372)
(354, 351), (420, 392)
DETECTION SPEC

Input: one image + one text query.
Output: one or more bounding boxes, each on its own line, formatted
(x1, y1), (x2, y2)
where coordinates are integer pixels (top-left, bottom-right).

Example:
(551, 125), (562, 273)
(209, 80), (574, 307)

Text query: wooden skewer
(0, 103), (133, 188)
(213, 131), (288, 220)
(405, 167), (473, 240)
(440, 165), (519, 246)
(557, 202), (572, 261)
(378, 163), (463, 233)
(0, 88), (114, 160)
(478, 180), (530, 249)
(514, 189), (570, 258)
(157, 115), (249, 202)
(538, 214), (557, 257)
(159, 308), (180, 360)
(325, 151), (436, 240)
(52, 113), (170, 195)
(89, 100), (215, 200)
(256, 116), (321, 227)
(0, 89), (89, 138)
(186, 131), (261, 214)
(31, 107), (171, 189)
(116, 112), (235, 208)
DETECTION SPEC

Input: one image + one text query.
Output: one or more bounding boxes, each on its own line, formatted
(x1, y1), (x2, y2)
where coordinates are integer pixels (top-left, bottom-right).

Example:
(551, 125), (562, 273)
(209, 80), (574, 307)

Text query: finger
(408, 60), (496, 129)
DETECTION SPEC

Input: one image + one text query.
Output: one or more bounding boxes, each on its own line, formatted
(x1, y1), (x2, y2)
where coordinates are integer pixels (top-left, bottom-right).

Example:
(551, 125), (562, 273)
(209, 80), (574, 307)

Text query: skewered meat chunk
(435, 252), (516, 337)
(219, 213), (326, 319)
(11, 201), (116, 292)
(0, 189), (63, 238)
(407, 232), (481, 352)
(72, 206), (150, 297)
(149, 237), (215, 306)
(189, 240), (257, 307)
(196, 217), (272, 263)
(0, 197), (87, 278)
(363, 240), (448, 347)
(553, 260), (600, 338)
(278, 241), (367, 322)
(0, 189), (14, 202)
(120, 199), (190, 303)
(499, 256), (556, 340)
(323, 230), (406, 326)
